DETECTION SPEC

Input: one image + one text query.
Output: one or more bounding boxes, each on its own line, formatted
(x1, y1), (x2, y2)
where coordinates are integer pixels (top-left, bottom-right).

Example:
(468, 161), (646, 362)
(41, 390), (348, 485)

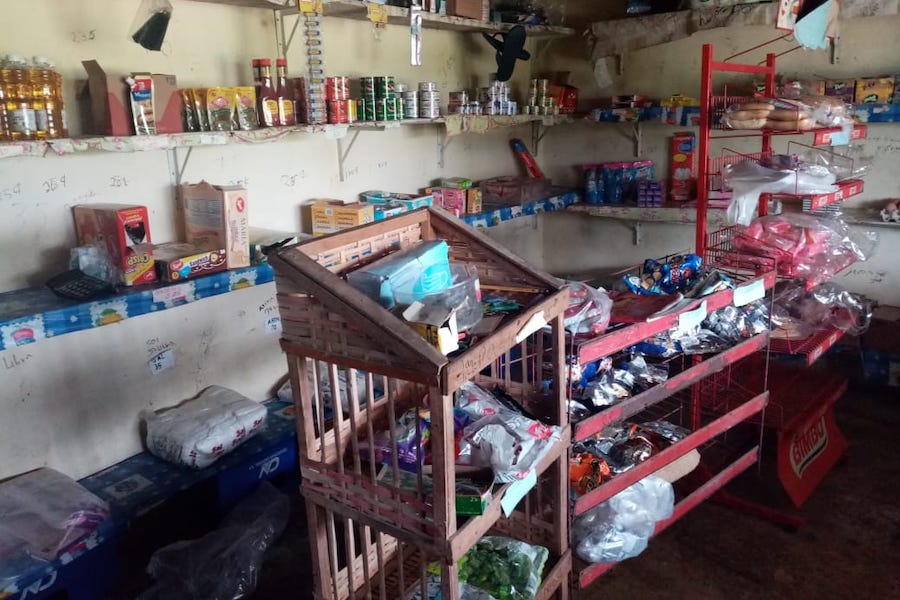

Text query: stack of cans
(478, 81), (518, 116)
(525, 78), (558, 116)
(326, 76), (353, 124)
(303, 13), (327, 124)
(448, 91), (468, 114)
(358, 76), (402, 122)
(418, 81), (440, 119)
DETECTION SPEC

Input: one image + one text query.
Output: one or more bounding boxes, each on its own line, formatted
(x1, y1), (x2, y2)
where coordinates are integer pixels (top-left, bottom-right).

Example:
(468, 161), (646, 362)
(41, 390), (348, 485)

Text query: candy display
(624, 254), (703, 296)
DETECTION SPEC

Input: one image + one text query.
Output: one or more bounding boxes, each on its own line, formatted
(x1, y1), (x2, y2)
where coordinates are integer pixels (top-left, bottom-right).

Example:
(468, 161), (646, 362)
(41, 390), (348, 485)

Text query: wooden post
(430, 386), (458, 598)
(550, 316), (571, 600)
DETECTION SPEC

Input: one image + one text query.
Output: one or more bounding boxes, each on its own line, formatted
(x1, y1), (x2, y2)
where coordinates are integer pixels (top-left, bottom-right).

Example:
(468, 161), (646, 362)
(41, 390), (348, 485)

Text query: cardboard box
(440, 177), (473, 190)
(855, 77), (895, 104)
(81, 60), (132, 136)
(455, 479), (495, 515)
(128, 72), (184, 135)
(372, 202), (407, 221)
(824, 79), (856, 104)
(72, 204), (156, 286)
(180, 182), (250, 269)
(445, 0), (487, 20)
(310, 200), (374, 235)
(466, 188), (483, 214)
(670, 131), (696, 202)
(403, 301), (459, 354)
(433, 188), (466, 217)
(153, 242), (228, 282)
(893, 76), (900, 105)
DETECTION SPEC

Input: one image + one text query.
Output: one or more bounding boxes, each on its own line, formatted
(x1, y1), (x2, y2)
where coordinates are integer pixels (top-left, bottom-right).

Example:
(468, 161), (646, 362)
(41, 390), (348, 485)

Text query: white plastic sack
(276, 362), (379, 412)
(143, 386), (267, 469)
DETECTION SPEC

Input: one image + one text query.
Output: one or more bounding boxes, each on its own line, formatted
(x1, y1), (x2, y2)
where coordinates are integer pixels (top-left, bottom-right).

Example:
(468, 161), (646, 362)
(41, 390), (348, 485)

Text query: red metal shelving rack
(696, 42), (854, 524)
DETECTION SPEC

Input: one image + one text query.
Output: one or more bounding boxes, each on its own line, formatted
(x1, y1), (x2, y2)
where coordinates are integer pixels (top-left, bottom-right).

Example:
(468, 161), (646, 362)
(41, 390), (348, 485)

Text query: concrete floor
(252, 385), (900, 600)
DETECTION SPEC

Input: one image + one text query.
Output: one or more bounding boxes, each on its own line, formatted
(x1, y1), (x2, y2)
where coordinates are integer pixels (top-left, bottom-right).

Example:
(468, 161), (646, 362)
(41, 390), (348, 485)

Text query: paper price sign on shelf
(149, 348), (175, 375)
(733, 279), (765, 307)
(675, 300), (707, 335)
(297, 0), (322, 14)
(367, 3), (388, 25)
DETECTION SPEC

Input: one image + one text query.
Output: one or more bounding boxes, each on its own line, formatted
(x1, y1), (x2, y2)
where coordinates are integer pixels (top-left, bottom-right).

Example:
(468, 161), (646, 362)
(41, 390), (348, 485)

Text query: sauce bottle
(257, 58), (277, 127)
(2, 55), (36, 141)
(276, 58), (295, 126)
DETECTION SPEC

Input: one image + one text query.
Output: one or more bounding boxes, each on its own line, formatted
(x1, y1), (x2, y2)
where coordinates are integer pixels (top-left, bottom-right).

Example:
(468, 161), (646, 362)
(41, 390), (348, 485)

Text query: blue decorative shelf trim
(462, 191), (581, 229)
(0, 264), (274, 352)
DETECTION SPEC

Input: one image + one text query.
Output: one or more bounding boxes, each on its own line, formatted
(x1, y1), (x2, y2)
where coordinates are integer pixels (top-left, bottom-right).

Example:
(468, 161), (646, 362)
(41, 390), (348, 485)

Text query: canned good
(418, 91), (440, 103)
(374, 97), (388, 121)
(394, 97), (403, 120)
(374, 76), (395, 98)
(419, 104), (440, 119)
(418, 81), (438, 92)
(327, 99), (348, 124)
(395, 83), (408, 94)
(346, 99), (357, 123)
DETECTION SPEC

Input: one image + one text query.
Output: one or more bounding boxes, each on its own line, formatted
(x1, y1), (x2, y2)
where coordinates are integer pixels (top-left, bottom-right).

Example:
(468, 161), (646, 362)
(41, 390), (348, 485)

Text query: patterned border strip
(462, 191), (581, 229)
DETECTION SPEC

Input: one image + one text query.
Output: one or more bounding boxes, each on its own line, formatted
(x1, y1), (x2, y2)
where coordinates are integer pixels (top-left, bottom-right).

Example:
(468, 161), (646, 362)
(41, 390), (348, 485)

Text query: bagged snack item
(0, 468), (109, 584)
(207, 87), (235, 132)
(181, 89), (197, 132)
(192, 88), (210, 131)
(142, 386), (267, 469)
(624, 254), (703, 296)
(564, 282), (613, 337)
(456, 537), (549, 600)
(234, 86), (259, 131)
(724, 99), (774, 129)
(772, 281), (872, 338)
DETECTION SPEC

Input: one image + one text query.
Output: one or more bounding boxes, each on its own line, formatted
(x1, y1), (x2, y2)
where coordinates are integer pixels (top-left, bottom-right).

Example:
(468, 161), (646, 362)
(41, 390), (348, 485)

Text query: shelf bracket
(531, 121), (549, 157)
(275, 10), (302, 58)
(437, 129), (453, 169)
(633, 222), (643, 246)
(166, 147), (193, 187)
(337, 129), (362, 182)
(632, 121), (643, 158)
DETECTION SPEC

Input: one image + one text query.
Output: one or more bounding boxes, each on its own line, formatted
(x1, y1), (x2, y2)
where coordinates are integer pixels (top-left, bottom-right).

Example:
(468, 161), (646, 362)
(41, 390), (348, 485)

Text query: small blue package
(346, 240), (452, 308)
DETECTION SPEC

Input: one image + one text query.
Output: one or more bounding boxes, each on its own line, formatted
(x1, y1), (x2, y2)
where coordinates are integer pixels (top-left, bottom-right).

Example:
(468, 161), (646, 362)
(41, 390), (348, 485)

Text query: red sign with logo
(777, 402), (847, 507)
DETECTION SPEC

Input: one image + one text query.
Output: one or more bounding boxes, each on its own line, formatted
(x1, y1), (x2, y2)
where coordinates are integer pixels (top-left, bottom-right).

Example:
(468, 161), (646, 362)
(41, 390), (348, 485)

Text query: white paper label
(501, 469), (537, 517)
(515, 311), (547, 343)
(733, 279), (765, 307)
(9, 108), (36, 133)
(265, 316), (282, 334)
(676, 300), (707, 334)
(152, 286), (187, 305)
(149, 348), (175, 374)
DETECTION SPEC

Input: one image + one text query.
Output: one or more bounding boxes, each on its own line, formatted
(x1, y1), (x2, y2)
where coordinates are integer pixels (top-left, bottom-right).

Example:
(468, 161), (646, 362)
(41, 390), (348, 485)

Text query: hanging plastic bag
(563, 282), (613, 337)
(131, 0), (173, 51)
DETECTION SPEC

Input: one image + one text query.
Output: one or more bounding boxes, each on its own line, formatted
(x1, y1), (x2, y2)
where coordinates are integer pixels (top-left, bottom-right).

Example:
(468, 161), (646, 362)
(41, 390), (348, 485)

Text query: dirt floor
(251, 385), (900, 600)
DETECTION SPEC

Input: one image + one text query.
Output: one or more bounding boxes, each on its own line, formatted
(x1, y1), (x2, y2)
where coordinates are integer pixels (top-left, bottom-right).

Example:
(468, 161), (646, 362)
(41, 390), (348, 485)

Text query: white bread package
(143, 386), (267, 469)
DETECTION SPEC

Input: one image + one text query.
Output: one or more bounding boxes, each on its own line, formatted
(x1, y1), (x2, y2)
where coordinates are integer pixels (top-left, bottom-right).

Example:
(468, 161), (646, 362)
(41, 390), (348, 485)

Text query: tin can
(374, 76), (395, 98)
(327, 99), (348, 124)
(394, 97), (403, 120)
(374, 97), (388, 121)
(395, 83), (408, 94)
(360, 76), (375, 94)
(346, 99), (358, 123)
(419, 103), (440, 119)
(418, 81), (438, 92)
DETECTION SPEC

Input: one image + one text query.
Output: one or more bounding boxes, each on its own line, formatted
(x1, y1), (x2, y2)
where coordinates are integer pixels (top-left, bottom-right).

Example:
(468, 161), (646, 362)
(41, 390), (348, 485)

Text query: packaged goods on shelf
(153, 242), (228, 282)
(309, 199), (373, 235)
(854, 76), (895, 104)
(0, 468), (109, 570)
(181, 182), (250, 268)
(481, 176), (551, 209)
(824, 79), (855, 104)
(72, 204), (156, 286)
(583, 161), (654, 205)
(564, 282), (613, 338)
(80, 60), (132, 136)
(623, 254), (703, 296)
(127, 72), (182, 135)
(142, 385), (267, 469)
(346, 239), (452, 309)
(670, 131), (696, 202)
(771, 281), (873, 339)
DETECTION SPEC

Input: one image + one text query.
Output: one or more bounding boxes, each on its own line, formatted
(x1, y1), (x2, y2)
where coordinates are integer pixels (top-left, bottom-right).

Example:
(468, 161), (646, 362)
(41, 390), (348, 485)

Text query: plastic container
(418, 263), (482, 331)
(1, 55), (36, 141)
(30, 57), (65, 139)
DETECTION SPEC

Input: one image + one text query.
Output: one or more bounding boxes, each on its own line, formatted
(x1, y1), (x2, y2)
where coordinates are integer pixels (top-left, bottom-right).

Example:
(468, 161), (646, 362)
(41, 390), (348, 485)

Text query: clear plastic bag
(734, 213), (878, 280)
(0, 469), (109, 585)
(772, 281), (872, 337)
(457, 537), (549, 600)
(139, 482), (289, 600)
(130, 0), (173, 51)
(142, 386), (267, 469)
(563, 282), (613, 337)
(574, 475), (673, 564)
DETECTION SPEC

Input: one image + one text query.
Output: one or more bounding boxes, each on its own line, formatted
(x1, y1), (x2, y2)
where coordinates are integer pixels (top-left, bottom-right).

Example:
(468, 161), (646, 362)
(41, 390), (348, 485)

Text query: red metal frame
(573, 391), (767, 516)
(577, 446), (759, 588)
(760, 179), (864, 211)
(574, 332), (769, 441)
(769, 327), (845, 366)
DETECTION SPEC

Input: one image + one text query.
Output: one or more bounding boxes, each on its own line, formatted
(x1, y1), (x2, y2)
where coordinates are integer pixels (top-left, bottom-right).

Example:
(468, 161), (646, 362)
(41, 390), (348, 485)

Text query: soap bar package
(180, 182), (250, 269)
(346, 240), (452, 308)
(72, 203), (156, 286)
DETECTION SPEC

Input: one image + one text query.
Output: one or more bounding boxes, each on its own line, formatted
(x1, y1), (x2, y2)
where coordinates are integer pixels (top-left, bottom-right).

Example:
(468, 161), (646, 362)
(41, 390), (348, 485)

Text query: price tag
(501, 469), (537, 517)
(733, 279), (765, 307)
(149, 348), (175, 375)
(324, 124), (348, 140)
(515, 311), (547, 343)
(829, 130), (850, 146)
(266, 316), (282, 335)
(676, 300), (707, 335)
(152, 286), (186, 305)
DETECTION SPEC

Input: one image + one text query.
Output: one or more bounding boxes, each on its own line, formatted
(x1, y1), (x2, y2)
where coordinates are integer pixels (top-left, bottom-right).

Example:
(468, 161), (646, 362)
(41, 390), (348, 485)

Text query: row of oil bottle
(0, 55), (68, 141)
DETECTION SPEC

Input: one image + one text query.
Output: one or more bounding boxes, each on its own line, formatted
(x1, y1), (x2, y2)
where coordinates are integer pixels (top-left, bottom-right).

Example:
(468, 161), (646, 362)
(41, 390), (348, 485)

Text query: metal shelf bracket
(275, 10), (303, 58)
(531, 121), (549, 156)
(437, 129), (452, 169)
(337, 129), (362, 182)
(166, 147), (193, 187)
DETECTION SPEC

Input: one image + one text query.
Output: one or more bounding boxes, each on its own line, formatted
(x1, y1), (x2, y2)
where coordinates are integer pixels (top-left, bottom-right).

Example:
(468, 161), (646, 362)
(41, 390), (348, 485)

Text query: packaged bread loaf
(725, 100), (774, 129)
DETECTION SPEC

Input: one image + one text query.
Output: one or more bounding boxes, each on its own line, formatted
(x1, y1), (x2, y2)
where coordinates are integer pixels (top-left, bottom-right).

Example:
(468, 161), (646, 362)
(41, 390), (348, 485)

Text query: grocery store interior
(0, 0), (898, 599)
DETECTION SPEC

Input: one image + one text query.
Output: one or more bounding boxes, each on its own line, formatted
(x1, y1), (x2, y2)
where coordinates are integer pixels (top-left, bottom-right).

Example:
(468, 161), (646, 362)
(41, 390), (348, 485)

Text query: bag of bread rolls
(724, 100), (775, 129)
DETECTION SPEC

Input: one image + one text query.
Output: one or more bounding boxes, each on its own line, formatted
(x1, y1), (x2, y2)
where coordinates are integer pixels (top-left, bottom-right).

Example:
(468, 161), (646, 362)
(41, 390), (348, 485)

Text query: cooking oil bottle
(31, 57), (65, 139)
(2, 55), (36, 141)
(0, 57), (9, 141)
